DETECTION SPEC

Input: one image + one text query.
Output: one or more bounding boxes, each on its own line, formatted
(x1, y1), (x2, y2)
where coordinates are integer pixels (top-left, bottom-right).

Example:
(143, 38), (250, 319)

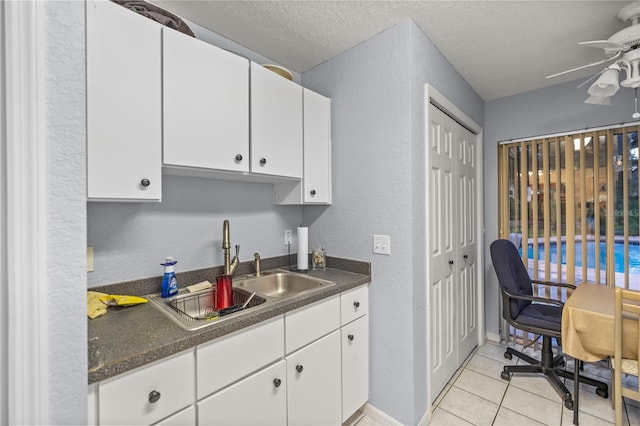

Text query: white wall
(44, 1), (88, 423)
(302, 19), (484, 425)
(483, 80), (636, 336)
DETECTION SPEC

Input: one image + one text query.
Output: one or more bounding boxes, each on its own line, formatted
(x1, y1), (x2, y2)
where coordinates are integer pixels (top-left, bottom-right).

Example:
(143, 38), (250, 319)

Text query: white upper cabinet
(86, 0), (162, 201)
(273, 88), (332, 204)
(163, 28), (250, 173)
(250, 62), (303, 178)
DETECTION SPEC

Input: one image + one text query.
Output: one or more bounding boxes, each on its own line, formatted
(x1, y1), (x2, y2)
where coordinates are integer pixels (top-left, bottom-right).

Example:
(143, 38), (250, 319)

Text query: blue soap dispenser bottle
(161, 257), (179, 298)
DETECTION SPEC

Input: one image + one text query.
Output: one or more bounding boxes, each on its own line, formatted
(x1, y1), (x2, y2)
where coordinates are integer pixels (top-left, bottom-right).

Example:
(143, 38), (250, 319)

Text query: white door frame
(424, 84), (485, 416)
(1, 1), (49, 423)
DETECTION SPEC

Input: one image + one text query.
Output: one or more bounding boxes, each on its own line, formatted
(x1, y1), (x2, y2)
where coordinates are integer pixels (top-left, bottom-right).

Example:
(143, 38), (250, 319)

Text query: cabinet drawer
(341, 285), (369, 325)
(198, 360), (287, 425)
(197, 315), (284, 398)
(98, 350), (194, 426)
(285, 295), (340, 354)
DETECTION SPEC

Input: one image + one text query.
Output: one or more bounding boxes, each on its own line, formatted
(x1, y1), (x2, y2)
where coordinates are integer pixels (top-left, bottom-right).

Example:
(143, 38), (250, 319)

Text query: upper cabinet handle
(310, 189), (317, 196)
(140, 178), (150, 187)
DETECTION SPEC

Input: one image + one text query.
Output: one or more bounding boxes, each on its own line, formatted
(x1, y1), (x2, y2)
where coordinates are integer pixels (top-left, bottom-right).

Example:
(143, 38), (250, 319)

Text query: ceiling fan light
(587, 67), (620, 97)
(585, 95), (612, 105)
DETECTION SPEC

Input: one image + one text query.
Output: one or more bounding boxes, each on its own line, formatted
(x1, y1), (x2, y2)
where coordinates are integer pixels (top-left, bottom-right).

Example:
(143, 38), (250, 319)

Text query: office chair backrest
(490, 239), (534, 320)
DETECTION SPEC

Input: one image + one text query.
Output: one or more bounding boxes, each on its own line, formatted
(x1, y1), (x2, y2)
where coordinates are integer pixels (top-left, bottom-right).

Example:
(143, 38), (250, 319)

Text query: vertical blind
(498, 124), (640, 290)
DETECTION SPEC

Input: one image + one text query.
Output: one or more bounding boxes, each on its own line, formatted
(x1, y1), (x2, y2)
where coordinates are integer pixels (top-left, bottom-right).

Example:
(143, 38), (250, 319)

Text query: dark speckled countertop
(88, 256), (371, 384)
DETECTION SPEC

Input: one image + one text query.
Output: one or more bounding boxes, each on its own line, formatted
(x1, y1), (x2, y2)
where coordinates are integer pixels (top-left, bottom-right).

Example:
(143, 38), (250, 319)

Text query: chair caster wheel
(501, 371), (511, 381)
(564, 396), (573, 411)
(504, 352), (512, 360)
(596, 388), (608, 399)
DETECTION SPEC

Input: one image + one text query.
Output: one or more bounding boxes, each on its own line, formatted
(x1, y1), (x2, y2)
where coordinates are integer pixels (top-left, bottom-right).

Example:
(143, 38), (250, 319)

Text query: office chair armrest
(503, 289), (565, 308)
(531, 279), (576, 290)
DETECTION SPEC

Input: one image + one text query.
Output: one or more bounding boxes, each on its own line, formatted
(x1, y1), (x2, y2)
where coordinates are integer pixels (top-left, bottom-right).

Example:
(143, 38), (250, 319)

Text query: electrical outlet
(373, 235), (391, 255)
(87, 247), (94, 272)
(284, 229), (292, 245)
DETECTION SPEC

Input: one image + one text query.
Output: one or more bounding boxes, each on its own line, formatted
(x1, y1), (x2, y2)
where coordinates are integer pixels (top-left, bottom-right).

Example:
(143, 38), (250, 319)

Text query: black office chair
(490, 239), (608, 410)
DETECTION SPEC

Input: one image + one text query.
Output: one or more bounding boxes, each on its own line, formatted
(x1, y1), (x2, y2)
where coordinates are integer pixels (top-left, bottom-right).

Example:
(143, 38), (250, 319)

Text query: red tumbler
(215, 275), (233, 310)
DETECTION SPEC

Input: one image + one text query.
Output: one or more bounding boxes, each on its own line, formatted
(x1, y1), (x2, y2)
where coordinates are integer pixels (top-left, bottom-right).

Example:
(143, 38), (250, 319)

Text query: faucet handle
(235, 244), (240, 258)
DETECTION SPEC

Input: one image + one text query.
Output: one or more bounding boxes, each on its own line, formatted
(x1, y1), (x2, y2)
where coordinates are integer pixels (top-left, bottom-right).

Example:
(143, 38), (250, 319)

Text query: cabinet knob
(310, 189), (316, 196)
(140, 178), (150, 187)
(148, 390), (161, 404)
(348, 334), (355, 341)
(235, 154), (243, 162)
(449, 260), (454, 265)
(295, 364), (303, 373)
(273, 378), (282, 388)
(353, 301), (360, 308)
(260, 158), (267, 165)
(463, 254), (468, 259)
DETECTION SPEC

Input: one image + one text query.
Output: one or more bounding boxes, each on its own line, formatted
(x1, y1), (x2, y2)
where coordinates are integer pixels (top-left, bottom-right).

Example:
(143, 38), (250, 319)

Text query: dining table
(561, 283), (639, 424)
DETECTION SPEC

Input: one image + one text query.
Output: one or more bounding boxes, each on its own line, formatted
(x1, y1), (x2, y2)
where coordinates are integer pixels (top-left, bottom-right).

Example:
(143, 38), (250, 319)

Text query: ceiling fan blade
(576, 69), (606, 89)
(578, 40), (629, 51)
(546, 51), (622, 79)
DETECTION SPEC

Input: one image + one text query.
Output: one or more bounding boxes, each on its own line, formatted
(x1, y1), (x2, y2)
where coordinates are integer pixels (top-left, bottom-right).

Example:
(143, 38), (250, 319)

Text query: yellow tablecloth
(562, 283), (638, 362)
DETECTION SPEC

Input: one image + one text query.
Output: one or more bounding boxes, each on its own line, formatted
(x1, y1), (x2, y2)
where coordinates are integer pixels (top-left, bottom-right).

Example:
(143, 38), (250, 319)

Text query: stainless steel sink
(148, 270), (334, 331)
(148, 287), (266, 331)
(234, 270), (334, 298)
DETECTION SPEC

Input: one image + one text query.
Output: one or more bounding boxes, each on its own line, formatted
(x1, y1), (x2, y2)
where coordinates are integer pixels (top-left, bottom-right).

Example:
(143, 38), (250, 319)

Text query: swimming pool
(524, 241), (640, 274)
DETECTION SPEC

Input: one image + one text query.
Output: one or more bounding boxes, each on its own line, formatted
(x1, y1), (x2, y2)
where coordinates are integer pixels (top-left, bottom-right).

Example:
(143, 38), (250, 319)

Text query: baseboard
(361, 403), (403, 425)
(418, 406), (432, 426)
(486, 332), (501, 344)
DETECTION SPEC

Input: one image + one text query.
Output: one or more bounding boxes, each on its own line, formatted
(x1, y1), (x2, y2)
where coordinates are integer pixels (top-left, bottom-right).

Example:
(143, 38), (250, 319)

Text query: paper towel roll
(297, 227), (308, 270)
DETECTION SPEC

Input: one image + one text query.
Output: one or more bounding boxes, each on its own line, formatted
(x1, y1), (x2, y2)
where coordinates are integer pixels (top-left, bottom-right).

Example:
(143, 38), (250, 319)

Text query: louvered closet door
(428, 103), (479, 401)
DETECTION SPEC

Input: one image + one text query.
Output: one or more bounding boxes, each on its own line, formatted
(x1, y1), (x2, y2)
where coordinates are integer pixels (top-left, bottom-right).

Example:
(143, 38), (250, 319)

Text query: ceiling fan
(547, 1), (640, 117)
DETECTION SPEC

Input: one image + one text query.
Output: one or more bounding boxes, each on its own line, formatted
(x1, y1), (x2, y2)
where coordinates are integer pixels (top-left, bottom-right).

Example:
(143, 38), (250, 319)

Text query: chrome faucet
(222, 220), (239, 276)
(254, 252), (261, 277)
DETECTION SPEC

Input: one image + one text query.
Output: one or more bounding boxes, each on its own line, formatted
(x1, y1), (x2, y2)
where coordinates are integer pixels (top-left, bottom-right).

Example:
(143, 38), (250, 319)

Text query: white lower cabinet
(154, 405), (196, 426)
(91, 286), (369, 425)
(97, 350), (195, 425)
(198, 361), (287, 425)
(341, 315), (369, 421)
(286, 330), (342, 426)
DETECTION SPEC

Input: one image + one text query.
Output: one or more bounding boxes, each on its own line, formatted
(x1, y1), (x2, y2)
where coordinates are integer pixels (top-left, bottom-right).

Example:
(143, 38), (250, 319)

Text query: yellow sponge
(87, 291), (108, 319)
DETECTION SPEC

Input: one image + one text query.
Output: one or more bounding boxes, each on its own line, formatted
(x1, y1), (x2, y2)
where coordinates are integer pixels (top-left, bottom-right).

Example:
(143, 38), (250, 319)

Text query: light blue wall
(302, 19), (484, 425)
(483, 80), (636, 336)
(88, 177), (301, 284)
(44, 1), (87, 423)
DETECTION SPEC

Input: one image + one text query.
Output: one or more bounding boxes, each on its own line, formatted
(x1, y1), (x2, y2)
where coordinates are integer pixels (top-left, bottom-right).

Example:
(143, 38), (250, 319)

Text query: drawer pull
(295, 364), (303, 373)
(273, 378), (282, 388)
(348, 334), (355, 341)
(235, 154), (243, 161)
(310, 189), (316, 196)
(148, 390), (161, 404)
(260, 158), (267, 165)
(140, 178), (150, 187)
(353, 301), (360, 308)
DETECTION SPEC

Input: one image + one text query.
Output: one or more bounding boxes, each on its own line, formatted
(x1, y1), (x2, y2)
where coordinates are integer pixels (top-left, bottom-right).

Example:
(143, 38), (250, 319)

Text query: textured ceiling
(153, 1), (631, 101)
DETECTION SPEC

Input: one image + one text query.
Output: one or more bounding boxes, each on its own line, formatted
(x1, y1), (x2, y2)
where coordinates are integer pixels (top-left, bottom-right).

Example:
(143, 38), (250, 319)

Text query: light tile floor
(354, 341), (640, 425)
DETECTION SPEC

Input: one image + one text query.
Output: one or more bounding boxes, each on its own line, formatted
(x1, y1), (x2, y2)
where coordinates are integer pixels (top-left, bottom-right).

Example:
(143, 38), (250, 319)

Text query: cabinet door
(303, 89), (331, 203)
(163, 28), (249, 173)
(342, 315), (369, 421)
(287, 331), (341, 426)
(86, 0), (162, 201)
(154, 405), (195, 426)
(273, 89), (331, 204)
(250, 62), (302, 178)
(198, 361), (286, 426)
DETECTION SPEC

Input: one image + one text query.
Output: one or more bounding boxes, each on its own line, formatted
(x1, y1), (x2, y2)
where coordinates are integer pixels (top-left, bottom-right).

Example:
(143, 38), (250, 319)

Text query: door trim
(424, 84), (485, 413)
(1, 1), (49, 423)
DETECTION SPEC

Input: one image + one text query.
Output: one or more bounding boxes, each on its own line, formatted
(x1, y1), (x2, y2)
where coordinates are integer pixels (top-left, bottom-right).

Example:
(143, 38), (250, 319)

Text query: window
(498, 125), (640, 290)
